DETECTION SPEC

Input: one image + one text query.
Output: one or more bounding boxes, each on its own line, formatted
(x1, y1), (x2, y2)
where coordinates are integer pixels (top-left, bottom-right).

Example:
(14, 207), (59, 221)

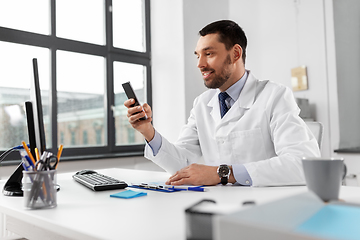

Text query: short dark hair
(199, 20), (247, 64)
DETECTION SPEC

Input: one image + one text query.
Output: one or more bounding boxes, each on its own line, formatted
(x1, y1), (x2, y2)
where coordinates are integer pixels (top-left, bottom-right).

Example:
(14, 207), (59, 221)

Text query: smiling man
(124, 20), (320, 187)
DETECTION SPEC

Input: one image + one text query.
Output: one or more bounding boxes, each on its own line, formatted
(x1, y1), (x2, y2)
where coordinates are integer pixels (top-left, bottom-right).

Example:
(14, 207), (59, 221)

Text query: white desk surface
(1, 168), (360, 240)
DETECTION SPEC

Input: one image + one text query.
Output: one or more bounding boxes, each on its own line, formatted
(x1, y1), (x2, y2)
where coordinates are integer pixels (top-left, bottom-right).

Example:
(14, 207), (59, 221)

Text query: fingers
(165, 167), (193, 185)
(166, 169), (185, 184)
(123, 99), (155, 142)
(124, 99), (135, 108)
(130, 119), (151, 130)
(166, 164), (220, 186)
(143, 103), (152, 116)
(169, 178), (189, 186)
(125, 100), (151, 124)
(127, 106), (148, 123)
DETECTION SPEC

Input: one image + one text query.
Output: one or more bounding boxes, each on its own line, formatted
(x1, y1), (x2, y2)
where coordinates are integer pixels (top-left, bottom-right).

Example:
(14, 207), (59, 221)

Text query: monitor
(29, 58), (47, 155)
(2, 58), (47, 196)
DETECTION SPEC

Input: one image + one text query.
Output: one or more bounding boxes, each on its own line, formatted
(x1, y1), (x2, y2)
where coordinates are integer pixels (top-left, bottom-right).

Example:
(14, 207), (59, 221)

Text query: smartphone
(122, 81), (147, 120)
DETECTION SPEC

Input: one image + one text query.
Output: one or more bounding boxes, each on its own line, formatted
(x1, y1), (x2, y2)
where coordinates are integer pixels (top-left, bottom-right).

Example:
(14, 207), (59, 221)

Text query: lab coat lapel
(207, 73), (260, 130)
(238, 73), (257, 109)
(218, 73), (258, 124)
(208, 90), (221, 124)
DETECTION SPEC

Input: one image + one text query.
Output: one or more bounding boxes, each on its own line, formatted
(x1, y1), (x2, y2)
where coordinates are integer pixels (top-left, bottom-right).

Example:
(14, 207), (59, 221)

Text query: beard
(202, 54), (232, 89)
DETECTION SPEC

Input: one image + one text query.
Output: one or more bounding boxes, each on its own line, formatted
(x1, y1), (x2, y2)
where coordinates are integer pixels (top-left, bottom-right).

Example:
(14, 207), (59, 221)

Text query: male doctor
(124, 20), (320, 187)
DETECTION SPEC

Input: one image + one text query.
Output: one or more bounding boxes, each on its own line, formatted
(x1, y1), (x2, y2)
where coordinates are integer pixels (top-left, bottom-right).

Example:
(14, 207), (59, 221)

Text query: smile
(202, 71), (214, 79)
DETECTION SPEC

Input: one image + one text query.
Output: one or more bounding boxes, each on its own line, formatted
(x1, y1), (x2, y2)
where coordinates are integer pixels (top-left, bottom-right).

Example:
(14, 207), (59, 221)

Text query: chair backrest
(305, 121), (324, 149)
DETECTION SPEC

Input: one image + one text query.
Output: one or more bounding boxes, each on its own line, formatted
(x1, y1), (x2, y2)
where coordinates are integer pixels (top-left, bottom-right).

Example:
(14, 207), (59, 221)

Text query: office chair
(304, 121), (349, 185)
(305, 121), (324, 149)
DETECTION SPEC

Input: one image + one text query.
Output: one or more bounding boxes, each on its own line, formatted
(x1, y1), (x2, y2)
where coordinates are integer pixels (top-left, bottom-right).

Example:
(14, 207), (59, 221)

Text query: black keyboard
(72, 170), (128, 191)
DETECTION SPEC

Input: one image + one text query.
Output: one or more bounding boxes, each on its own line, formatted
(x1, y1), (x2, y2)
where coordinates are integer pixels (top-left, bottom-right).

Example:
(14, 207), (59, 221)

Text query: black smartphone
(122, 81), (147, 120)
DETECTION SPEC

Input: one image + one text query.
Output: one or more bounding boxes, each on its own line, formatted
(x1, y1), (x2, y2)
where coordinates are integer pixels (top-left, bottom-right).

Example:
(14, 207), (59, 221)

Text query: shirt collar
(225, 70), (248, 102)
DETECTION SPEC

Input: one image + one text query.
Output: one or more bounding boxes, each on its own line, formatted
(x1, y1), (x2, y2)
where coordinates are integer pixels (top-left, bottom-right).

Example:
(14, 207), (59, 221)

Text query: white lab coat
(144, 72), (321, 186)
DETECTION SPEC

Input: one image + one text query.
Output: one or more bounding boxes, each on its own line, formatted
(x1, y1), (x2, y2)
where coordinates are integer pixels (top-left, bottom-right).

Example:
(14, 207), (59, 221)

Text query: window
(83, 131), (88, 145)
(0, 42), (50, 150)
(113, 0), (146, 52)
(56, 0), (105, 45)
(0, 0), (151, 161)
(0, 0), (50, 35)
(57, 51), (106, 148)
(113, 61), (146, 145)
(71, 131), (76, 146)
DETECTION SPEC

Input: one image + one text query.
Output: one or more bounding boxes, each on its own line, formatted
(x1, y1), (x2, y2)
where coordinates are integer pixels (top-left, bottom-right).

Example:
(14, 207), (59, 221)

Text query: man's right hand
(124, 99), (155, 142)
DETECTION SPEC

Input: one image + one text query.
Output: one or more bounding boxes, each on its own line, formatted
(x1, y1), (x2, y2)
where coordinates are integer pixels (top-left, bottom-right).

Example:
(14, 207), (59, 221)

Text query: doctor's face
(194, 33), (234, 90)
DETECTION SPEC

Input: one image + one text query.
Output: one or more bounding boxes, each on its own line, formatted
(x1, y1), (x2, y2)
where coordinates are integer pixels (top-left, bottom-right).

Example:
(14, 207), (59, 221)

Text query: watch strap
(220, 176), (228, 185)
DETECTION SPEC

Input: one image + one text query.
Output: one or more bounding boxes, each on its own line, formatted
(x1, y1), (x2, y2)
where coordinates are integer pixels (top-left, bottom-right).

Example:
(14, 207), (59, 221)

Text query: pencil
(56, 144), (63, 169)
(21, 141), (36, 165)
(35, 148), (40, 161)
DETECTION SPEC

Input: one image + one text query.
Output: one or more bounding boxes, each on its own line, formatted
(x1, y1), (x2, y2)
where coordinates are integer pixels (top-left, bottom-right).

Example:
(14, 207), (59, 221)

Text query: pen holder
(22, 170), (57, 209)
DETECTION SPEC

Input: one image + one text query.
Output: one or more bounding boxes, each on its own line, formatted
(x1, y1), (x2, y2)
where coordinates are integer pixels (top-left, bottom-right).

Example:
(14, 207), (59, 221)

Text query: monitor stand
(2, 163), (24, 196)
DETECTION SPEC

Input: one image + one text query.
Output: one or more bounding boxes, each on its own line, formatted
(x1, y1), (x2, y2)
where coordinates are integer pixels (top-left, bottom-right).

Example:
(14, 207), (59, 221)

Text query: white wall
(183, 0), (230, 118)
(150, 0), (231, 141)
(150, 0), (186, 142)
(228, 0), (333, 157)
(333, 0), (360, 149)
(330, 0), (360, 178)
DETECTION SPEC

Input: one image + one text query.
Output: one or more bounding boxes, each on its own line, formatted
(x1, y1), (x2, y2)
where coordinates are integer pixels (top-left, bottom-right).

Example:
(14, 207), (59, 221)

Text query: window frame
(0, 0), (151, 163)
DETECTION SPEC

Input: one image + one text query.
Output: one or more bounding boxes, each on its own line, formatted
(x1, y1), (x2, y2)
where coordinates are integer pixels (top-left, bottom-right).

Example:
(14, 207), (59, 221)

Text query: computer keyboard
(72, 170), (128, 191)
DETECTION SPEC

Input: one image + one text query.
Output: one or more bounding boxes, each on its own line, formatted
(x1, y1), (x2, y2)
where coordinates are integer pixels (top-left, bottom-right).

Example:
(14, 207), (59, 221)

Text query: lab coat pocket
(229, 128), (267, 164)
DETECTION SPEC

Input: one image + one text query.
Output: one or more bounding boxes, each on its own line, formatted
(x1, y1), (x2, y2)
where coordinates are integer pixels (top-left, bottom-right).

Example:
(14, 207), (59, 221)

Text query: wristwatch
(217, 164), (231, 185)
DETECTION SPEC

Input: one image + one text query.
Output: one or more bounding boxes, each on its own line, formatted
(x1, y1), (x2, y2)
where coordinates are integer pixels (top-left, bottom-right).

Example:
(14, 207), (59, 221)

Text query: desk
(0, 168), (359, 240)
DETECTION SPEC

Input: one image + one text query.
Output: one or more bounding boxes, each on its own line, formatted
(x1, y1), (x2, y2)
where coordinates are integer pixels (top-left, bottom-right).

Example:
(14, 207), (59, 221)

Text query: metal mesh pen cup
(22, 170), (57, 209)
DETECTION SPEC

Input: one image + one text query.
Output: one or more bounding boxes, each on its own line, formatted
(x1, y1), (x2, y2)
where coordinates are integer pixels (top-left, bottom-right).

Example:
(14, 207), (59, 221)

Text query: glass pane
(57, 51), (106, 148)
(113, 62), (146, 145)
(0, 0), (50, 35)
(0, 42), (50, 151)
(113, 0), (146, 52)
(56, 0), (105, 45)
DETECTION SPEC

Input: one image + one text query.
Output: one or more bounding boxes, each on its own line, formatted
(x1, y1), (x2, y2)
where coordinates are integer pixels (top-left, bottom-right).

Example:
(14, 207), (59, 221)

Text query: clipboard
(129, 183), (205, 193)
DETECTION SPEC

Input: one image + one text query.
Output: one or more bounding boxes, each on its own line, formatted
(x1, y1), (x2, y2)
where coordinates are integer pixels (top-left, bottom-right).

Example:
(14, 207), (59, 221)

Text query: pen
(159, 184), (205, 192)
(22, 160), (32, 171)
(187, 187), (205, 192)
(167, 185), (205, 192)
(23, 156), (35, 171)
(19, 150), (34, 171)
(21, 141), (36, 165)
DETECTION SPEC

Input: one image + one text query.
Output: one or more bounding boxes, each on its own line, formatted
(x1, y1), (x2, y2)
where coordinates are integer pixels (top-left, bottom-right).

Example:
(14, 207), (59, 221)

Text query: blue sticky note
(110, 190), (147, 199)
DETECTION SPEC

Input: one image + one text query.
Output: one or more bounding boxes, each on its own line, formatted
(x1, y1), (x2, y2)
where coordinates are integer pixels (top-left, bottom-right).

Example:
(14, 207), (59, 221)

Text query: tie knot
(218, 92), (229, 102)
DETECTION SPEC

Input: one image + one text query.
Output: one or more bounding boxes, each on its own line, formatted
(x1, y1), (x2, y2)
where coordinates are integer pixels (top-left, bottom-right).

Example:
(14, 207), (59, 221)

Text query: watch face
(218, 165), (229, 177)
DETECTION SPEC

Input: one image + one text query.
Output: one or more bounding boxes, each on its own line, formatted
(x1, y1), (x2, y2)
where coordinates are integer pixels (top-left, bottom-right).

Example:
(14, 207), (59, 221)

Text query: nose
(197, 55), (207, 69)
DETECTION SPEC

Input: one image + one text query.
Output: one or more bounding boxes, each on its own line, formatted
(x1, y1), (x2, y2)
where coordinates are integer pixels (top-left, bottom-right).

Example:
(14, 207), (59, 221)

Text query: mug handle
(342, 164), (347, 180)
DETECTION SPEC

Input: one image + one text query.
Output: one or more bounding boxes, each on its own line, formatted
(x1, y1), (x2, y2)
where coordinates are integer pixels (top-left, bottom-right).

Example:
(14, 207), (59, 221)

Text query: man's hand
(165, 163), (221, 186)
(124, 99), (155, 142)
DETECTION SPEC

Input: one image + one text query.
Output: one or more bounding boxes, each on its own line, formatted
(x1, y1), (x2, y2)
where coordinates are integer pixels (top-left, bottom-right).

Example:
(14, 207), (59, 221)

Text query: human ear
(233, 44), (242, 62)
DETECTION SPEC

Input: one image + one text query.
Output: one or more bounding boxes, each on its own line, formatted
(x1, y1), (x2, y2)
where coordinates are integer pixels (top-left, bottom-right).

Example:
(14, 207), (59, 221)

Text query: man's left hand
(165, 163), (220, 186)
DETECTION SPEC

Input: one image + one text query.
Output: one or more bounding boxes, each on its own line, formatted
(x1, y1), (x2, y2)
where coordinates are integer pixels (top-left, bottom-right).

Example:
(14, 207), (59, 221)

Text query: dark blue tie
(218, 92), (229, 118)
